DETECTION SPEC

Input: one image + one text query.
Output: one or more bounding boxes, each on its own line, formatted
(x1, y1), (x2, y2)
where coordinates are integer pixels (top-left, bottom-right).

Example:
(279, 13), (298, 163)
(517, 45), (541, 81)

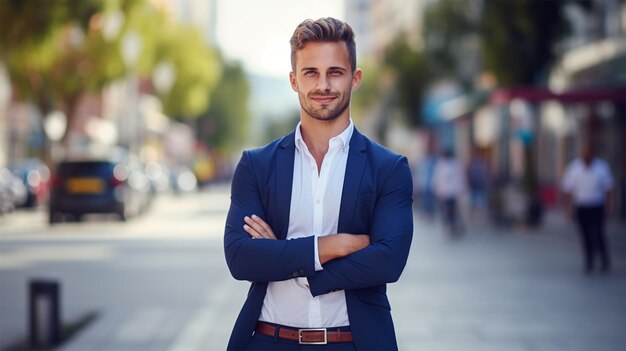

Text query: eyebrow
(300, 66), (347, 72)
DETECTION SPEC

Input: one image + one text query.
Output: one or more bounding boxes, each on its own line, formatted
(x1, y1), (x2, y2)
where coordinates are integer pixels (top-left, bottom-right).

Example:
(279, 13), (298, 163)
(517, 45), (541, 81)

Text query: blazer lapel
(274, 132), (295, 240)
(338, 129), (368, 232)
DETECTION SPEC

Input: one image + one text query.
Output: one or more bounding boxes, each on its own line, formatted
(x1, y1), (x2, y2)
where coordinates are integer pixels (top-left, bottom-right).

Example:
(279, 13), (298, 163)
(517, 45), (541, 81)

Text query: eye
(303, 70), (317, 77)
(329, 70), (343, 76)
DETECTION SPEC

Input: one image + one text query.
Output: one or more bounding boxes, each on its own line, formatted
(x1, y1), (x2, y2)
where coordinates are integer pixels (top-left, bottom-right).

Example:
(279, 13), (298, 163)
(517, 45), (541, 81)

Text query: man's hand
(243, 215), (277, 240)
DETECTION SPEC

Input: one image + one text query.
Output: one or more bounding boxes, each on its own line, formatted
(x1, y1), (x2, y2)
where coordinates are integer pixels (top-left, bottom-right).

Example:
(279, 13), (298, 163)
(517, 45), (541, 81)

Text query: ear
(289, 71), (298, 92)
(351, 68), (363, 92)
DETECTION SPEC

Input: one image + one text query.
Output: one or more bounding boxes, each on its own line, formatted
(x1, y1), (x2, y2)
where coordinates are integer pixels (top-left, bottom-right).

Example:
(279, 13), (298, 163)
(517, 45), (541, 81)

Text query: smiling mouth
(311, 95), (338, 104)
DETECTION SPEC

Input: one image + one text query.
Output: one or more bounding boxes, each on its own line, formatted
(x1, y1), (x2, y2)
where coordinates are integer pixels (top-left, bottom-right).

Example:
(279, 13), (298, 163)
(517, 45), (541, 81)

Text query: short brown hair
(289, 17), (356, 72)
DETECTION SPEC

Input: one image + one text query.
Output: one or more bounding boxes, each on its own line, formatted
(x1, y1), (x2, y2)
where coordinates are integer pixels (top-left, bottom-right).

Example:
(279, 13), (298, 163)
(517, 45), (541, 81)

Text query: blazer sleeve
(307, 156), (413, 296)
(224, 151), (316, 282)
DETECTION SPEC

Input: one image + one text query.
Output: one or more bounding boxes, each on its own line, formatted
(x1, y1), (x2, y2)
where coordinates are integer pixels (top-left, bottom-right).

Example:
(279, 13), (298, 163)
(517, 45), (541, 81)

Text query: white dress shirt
(258, 121), (353, 328)
(433, 158), (465, 200)
(562, 158), (614, 206)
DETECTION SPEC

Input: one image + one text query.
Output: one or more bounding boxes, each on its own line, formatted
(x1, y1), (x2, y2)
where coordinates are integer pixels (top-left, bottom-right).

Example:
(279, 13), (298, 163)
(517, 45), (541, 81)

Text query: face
(289, 41), (362, 122)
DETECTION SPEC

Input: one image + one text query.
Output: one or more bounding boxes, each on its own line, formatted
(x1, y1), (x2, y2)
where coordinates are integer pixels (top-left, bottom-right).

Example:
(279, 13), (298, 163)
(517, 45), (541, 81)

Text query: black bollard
(29, 279), (61, 348)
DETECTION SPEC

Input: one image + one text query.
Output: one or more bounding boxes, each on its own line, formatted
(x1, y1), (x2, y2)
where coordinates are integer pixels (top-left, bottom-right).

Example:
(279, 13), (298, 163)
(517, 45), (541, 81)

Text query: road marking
(115, 308), (167, 342)
(167, 278), (237, 351)
(0, 245), (115, 269)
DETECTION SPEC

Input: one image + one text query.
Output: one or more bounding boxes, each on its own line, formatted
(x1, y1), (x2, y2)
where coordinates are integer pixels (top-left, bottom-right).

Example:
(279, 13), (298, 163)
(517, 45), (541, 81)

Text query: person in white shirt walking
(433, 149), (465, 236)
(562, 144), (614, 273)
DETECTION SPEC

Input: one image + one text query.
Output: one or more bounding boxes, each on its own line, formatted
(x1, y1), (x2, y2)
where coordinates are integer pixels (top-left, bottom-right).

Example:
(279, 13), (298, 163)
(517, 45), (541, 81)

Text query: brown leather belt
(255, 322), (353, 344)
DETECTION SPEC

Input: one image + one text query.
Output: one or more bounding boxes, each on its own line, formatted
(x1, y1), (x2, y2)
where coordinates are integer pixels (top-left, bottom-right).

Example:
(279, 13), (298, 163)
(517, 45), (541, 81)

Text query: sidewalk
(391, 210), (626, 351)
(537, 209), (625, 263)
(13, 205), (625, 351)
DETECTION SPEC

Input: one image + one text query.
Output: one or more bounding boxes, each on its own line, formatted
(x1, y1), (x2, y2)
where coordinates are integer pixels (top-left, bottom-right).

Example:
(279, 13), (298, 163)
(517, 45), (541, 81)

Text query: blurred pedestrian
(224, 17), (413, 350)
(434, 149), (465, 236)
(466, 147), (489, 223)
(562, 143), (614, 274)
(414, 150), (438, 220)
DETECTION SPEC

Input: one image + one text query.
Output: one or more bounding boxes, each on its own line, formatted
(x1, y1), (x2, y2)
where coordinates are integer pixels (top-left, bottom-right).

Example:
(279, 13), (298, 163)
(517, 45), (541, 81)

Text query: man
(562, 143), (614, 273)
(433, 149), (465, 236)
(224, 17), (413, 350)
(466, 147), (489, 225)
(414, 145), (438, 220)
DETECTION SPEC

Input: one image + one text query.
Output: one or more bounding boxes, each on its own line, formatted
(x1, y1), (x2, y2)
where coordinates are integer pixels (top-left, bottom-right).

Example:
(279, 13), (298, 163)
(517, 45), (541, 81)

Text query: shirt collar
(295, 119), (354, 153)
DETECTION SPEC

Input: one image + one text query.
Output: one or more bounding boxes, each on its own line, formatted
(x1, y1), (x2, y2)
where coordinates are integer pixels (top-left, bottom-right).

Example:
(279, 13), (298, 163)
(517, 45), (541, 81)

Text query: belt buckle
(298, 328), (327, 344)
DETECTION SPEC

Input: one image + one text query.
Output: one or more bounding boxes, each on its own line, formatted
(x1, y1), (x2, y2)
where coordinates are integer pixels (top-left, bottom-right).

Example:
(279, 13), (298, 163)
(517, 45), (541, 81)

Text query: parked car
(169, 166), (198, 195)
(0, 181), (12, 215)
(144, 161), (172, 193)
(9, 158), (50, 208)
(48, 159), (152, 224)
(0, 167), (28, 214)
(0, 169), (17, 215)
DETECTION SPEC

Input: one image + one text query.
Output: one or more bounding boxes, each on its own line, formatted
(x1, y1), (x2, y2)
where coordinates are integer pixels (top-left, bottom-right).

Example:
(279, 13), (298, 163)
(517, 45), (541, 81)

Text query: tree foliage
(383, 35), (430, 127)
(422, 0), (477, 83)
(382, 0), (477, 127)
(199, 59), (249, 152)
(155, 24), (221, 119)
(351, 59), (382, 119)
(0, 0), (101, 52)
(0, 0), (106, 114)
(480, 0), (571, 87)
(380, 0), (586, 127)
(0, 0), (222, 146)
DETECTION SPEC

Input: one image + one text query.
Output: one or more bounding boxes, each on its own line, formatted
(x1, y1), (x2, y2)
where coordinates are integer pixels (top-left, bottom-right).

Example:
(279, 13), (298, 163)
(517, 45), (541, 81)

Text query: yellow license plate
(66, 178), (105, 194)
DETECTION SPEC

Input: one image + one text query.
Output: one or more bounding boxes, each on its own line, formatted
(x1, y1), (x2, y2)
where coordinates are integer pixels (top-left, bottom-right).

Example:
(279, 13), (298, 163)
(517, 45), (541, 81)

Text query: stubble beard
(299, 91), (351, 122)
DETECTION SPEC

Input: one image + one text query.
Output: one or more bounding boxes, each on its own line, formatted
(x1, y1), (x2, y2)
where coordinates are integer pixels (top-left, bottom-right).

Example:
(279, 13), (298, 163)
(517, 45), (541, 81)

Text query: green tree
(198, 59), (249, 152)
(0, 0), (105, 122)
(422, 0), (478, 86)
(383, 35), (430, 128)
(0, 0), (221, 149)
(480, 0), (571, 87)
(155, 25), (221, 119)
(351, 59), (382, 120)
(0, 0), (150, 146)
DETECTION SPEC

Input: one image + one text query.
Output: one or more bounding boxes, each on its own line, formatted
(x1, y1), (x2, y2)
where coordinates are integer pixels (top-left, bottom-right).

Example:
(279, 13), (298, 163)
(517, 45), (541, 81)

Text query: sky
(215, 0), (345, 79)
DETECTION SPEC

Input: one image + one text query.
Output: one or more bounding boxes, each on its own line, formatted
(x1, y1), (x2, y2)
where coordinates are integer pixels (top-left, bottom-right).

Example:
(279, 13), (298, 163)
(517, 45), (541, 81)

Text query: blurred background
(0, 0), (624, 350)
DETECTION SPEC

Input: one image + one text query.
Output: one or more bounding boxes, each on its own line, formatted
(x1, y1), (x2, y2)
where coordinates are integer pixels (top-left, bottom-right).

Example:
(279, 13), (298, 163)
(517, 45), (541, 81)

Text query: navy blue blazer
(224, 128), (413, 350)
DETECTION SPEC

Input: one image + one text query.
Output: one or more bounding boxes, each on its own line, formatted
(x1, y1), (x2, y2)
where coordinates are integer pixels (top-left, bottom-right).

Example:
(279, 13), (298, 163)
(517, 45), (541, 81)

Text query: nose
(317, 75), (331, 92)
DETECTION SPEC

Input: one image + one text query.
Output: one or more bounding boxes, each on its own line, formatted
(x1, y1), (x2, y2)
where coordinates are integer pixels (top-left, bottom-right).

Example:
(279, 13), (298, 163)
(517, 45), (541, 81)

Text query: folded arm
(307, 157), (414, 296)
(224, 151), (369, 282)
(224, 151), (316, 282)
(244, 214), (369, 265)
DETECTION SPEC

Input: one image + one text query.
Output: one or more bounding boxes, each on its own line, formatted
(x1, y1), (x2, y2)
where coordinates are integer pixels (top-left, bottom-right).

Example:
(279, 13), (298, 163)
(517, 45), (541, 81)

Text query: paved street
(392, 213), (625, 351)
(1, 185), (624, 351)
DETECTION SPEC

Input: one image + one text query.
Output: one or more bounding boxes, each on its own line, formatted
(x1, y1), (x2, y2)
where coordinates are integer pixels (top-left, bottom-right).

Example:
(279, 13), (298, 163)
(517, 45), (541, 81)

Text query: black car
(48, 159), (152, 224)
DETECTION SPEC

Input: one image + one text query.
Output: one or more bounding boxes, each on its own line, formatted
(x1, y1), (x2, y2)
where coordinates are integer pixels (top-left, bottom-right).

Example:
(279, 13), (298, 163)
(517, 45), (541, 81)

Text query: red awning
(490, 88), (626, 104)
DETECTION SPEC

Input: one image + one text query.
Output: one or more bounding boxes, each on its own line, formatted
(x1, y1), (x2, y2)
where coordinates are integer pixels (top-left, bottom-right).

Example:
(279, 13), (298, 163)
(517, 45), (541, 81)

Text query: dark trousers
(441, 198), (462, 234)
(244, 325), (356, 351)
(575, 205), (610, 271)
